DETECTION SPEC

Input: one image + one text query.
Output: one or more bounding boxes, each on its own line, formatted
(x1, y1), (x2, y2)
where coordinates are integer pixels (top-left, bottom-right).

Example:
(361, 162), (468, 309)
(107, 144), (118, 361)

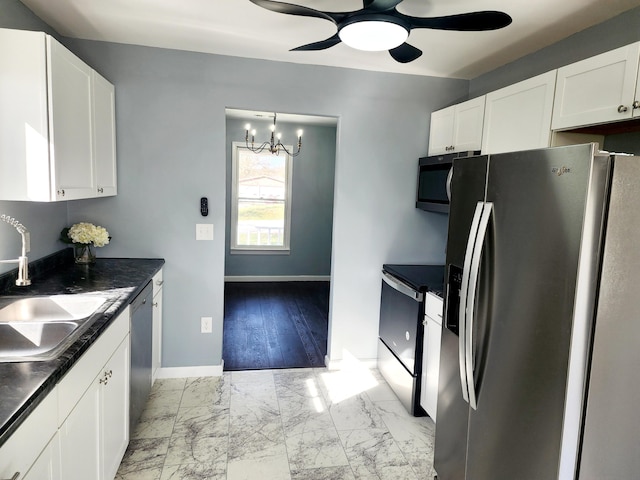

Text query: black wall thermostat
(200, 197), (208, 216)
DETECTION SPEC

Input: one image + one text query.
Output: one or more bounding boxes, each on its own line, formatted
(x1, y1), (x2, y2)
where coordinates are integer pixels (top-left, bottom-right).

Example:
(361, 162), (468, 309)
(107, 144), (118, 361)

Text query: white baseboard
(225, 275), (330, 282)
(324, 355), (378, 370)
(156, 362), (224, 378)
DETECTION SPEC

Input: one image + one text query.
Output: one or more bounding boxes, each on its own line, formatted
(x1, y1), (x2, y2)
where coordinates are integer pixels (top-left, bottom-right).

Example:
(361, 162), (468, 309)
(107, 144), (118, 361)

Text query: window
(230, 142), (293, 253)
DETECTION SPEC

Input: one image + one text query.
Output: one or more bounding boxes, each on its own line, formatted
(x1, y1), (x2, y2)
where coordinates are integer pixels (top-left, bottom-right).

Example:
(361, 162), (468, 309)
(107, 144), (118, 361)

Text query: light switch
(196, 223), (214, 241)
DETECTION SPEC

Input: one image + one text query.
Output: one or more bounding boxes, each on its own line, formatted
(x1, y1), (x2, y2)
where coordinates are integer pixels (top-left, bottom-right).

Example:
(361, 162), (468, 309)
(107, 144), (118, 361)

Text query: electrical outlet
(201, 316), (213, 333)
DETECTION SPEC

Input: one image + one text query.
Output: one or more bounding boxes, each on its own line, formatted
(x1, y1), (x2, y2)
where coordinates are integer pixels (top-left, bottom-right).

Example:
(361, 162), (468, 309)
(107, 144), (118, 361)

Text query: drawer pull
(156, 280), (164, 286)
(618, 104), (629, 113)
(153, 302), (159, 307)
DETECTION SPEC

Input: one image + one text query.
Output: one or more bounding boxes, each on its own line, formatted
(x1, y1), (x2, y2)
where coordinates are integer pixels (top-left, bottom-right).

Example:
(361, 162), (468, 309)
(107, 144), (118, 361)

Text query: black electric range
(378, 264), (444, 416)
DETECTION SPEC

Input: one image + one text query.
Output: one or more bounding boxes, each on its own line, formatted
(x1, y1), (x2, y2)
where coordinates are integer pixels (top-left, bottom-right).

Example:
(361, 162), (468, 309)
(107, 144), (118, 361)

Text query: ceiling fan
(250, 0), (512, 63)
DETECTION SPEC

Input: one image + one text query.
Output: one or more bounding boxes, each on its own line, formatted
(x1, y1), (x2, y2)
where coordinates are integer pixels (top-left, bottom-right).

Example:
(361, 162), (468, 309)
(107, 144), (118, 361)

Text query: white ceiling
(19, 0), (640, 79)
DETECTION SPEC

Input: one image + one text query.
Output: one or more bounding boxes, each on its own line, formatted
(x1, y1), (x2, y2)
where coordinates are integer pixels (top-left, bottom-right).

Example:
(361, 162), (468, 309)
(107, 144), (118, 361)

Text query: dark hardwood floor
(222, 281), (329, 371)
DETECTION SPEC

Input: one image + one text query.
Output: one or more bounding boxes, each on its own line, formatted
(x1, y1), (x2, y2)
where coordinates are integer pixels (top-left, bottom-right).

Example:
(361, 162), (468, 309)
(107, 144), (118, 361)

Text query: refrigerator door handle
(446, 167), (454, 201)
(458, 201), (485, 404)
(465, 201), (493, 410)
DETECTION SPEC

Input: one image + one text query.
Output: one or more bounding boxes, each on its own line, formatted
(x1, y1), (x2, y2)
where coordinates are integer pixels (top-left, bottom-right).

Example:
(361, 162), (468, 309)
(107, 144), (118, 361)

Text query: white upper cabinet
(48, 36), (96, 200)
(0, 28), (117, 202)
(552, 42), (640, 130)
(92, 71), (118, 196)
(428, 96), (485, 156)
(482, 70), (557, 154)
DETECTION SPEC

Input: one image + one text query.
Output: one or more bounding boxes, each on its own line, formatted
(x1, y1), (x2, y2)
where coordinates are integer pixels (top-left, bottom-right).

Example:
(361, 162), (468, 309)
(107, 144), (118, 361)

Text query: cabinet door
(0, 389), (57, 479)
(482, 70), (557, 154)
(101, 336), (130, 480)
(424, 316), (442, 422)
(420, 318), (430, 414)
(428, 105), (455, 155)
(47, 36), (96, 201)
(59, 378), (101, 480)
(552, 42), (640, 129)
(23, 433), (61, 480)
(93, 71), (118, 196)
(453, 96), (485, 153)
(634, 59), (640, 119)
(0, 29), (51, 201)
(152, 287), (163, 383)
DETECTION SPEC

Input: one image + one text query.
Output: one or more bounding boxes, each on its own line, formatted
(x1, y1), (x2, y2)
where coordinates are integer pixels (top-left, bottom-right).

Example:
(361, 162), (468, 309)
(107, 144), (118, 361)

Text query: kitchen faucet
(0, 214), (31, 286)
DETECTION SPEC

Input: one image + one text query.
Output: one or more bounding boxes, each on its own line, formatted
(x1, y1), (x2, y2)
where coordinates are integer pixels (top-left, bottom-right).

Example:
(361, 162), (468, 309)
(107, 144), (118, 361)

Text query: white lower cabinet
(420, 293), (443, 422)
(58, 307), (130, 480)
(0, 388), (58, 480)
(59, 377), (101, 479)
(152, 269), (164, 383)
(23, 432), (61, 480)
(101, 337), (130, 480)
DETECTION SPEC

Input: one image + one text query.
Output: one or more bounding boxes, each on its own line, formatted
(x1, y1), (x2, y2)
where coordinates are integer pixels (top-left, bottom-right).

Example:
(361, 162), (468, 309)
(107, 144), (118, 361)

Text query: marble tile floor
(116, 366), (437, 480)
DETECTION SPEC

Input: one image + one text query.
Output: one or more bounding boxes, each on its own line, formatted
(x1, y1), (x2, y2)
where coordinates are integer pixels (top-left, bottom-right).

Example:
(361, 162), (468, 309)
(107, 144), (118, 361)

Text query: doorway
(223, 109), (338, 370)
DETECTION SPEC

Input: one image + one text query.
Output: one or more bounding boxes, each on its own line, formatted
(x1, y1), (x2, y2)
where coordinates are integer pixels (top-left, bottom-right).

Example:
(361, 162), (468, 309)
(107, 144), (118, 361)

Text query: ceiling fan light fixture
(339, 20), (409, 52)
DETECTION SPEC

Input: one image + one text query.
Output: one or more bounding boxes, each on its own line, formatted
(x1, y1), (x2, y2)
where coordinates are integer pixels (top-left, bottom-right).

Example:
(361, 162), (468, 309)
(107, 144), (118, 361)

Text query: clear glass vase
(74, 244), (96, 264)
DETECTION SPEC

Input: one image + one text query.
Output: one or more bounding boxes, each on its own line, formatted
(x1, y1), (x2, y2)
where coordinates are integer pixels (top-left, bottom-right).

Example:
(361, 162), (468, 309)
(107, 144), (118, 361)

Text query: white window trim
(230, 141), (293, 254)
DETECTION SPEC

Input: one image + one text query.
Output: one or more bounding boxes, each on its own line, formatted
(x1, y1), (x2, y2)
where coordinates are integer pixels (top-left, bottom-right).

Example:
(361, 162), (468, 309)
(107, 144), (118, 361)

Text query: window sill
(230, 248), (291, 255)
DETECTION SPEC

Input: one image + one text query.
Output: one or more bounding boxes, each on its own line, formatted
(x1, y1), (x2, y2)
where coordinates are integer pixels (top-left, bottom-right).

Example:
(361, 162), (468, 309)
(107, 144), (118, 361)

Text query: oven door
(379, 271), (423, 374)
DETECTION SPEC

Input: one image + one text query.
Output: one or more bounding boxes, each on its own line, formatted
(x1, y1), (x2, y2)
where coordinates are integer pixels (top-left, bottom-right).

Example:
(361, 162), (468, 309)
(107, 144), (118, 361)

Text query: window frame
(230, 141), (293, 254)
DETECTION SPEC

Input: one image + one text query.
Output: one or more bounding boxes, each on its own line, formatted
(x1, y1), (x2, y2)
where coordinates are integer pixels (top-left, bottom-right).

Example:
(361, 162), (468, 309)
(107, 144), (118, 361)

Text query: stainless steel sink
(0, 295), (106, 323)
(0, 322), (79, 357)
(0, 295), (110, 362)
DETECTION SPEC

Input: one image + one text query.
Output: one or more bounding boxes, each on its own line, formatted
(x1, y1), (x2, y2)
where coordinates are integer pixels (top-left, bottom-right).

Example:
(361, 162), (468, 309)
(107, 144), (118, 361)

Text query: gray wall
(59, 40), (460, 368)
(224, 117), (336, 277)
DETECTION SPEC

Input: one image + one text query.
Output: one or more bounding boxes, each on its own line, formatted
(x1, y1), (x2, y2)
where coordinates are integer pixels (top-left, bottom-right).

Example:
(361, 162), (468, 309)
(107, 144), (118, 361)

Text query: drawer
(425, 292), (444, 325)
(0, 388), (58, 478)
(57, 307), (130, 425)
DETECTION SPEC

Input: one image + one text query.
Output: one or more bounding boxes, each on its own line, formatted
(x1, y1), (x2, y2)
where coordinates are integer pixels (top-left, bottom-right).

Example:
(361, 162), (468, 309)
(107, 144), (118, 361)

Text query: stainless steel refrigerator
(434, 143), (640, 480)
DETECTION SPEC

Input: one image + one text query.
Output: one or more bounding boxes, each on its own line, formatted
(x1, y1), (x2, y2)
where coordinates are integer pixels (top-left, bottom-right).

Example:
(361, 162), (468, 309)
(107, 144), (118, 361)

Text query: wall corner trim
(156, 364), (224, 378)
(224, 275), (331, 282)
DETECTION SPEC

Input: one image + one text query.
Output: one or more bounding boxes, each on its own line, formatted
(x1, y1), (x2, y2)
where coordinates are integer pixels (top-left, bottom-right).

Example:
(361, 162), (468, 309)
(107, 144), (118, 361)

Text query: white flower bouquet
(60, 222), (110, 264)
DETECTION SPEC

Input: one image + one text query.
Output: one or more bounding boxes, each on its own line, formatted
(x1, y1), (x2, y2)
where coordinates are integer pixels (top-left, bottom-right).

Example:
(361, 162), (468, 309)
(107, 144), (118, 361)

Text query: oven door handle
(382, 271), (423, 302)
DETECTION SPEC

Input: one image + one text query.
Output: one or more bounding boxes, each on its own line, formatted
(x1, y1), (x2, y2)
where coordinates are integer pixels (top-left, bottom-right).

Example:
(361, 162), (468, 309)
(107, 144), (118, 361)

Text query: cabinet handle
(99, 377), (109, 385)
(57, 189), (65, 197)
(633, 101), (640, 110)
(153, 302), (159, 307)
(156, 280), (164, 286)
(618, 105), (629, 113)
(97, 187), (104, 194)
(106, 369), (113, 378)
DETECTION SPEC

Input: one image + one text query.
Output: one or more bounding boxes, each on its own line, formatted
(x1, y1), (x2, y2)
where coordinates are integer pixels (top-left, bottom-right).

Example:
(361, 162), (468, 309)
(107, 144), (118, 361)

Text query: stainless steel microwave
(416, 151), (479, 213)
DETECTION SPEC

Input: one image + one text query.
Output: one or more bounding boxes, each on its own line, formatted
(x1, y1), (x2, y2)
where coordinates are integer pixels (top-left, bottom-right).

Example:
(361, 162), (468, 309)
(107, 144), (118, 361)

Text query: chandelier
(245, 113), (303, 157)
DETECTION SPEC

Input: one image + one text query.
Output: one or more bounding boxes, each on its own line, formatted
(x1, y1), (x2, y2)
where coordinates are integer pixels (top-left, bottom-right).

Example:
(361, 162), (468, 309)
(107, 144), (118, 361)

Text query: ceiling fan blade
(363, 0), (403, 12)
(402, 11), (512, 31)
(291, 33), (342, 51)
(389, 43), (422, 63)
(249, 0), (344, 24)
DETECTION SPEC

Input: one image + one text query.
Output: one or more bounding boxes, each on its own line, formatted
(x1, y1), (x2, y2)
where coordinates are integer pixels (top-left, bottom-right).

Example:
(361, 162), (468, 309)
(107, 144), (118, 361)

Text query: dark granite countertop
(0, 249), (164, 448)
